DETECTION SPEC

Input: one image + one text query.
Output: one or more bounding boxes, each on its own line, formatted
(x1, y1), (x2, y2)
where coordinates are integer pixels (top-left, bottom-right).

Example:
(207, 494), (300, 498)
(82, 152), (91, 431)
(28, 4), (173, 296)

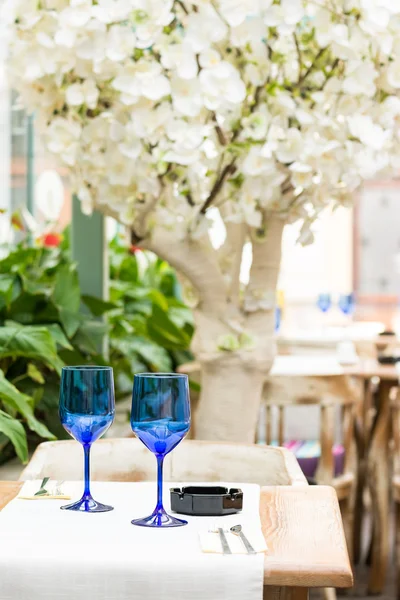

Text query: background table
(0, 481), (352, 597)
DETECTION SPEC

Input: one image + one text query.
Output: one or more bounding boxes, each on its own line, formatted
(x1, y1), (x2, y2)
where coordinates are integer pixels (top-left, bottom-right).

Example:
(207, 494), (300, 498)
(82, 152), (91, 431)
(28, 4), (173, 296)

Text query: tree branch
(200, 161), (237, 214)
(298, 47), (327, 86)
(175, 0), (189, 14)
(293, 34), (302, 81)
(213, 113), (228, 146)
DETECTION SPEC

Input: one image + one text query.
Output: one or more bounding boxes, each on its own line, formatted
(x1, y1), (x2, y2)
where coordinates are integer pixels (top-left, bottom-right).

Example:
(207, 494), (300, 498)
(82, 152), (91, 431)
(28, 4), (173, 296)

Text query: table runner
(0, 481), (264, 600)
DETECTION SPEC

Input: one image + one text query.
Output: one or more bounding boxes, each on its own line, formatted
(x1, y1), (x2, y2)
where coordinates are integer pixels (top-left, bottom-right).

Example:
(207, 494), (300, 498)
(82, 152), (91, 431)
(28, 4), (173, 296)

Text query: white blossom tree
(6, 0), (400, 441)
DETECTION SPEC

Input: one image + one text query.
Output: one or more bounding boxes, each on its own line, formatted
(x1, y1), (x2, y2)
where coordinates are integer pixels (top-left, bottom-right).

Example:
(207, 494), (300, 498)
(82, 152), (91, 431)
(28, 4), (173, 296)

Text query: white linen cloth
(271, 355), (344, 376)
(0, 481), (264, 600)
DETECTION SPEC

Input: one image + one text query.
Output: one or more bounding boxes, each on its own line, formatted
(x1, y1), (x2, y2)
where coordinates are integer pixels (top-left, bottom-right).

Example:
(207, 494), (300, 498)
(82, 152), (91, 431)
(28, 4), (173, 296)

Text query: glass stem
(156, 455), (164, 513)
(83, 444), (91, 498)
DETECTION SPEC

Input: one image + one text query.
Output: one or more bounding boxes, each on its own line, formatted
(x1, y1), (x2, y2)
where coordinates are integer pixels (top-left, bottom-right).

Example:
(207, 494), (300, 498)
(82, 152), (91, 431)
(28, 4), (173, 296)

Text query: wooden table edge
(260, 485), (353, 588)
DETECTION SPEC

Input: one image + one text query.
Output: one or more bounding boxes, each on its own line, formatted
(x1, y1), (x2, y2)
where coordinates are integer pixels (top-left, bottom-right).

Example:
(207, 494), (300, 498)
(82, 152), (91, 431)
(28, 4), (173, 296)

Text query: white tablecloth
(271, 355), (344, 376)
(0, 481), (264, 600)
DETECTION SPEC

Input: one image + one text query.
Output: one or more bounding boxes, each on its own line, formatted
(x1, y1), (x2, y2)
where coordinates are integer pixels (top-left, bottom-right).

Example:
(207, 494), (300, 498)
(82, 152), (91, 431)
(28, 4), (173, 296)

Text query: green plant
(0, 242), (107, 463)
(0, 231), (193, 464)
(87, 237), (194, 400)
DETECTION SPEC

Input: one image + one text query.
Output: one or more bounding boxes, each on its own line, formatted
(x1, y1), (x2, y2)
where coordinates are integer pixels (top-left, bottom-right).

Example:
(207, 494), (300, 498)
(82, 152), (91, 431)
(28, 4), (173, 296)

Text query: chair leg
(396, 503), (400, 600)
(340, 496), (354, 566)
(323, 587), (336, 600)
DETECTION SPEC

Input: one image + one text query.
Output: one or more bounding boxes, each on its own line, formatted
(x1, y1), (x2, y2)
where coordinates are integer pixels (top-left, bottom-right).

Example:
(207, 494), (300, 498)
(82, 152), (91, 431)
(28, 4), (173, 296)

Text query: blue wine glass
(317, 293), (332, 313)
(131, 373), (191, 528)
(275, 306), (281, 332)
(338, 293), (355, 316)
(59, 366), (115, 513)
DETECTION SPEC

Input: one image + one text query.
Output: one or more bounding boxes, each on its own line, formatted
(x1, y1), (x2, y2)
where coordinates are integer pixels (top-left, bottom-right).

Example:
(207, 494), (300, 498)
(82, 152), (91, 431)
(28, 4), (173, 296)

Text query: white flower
(160, 41), (198, 79)
(313, 8), (333, 47)
(75, 20), (107, 61)
(105, 25), (136, 62)
(59, 3), (92, 28)
(185, 5), (227, 53)
(348, 115), (390, 150)
(387, 60), (400, 89)
(199, 49), (221, 69)
(331, 25), (358, 60)
(112, 60), (171, 102)
(92, 0), (132, 24)
(243, 147), (275, 177)
(275, 128), (303, 163)
(219, 0), (264, 27)
(289, 163), (314, 188)
(200, 61), (246, 110)
(230, 17), (265, 46)
(106, 151), (134, 186)
(343, 61), (378, 97)
(66, 79), (99, 109)
(171, 77), (203, 117)
(264, 0), (304, 33)
(241, 108), (270, 141)
(46, 118), (82, 166)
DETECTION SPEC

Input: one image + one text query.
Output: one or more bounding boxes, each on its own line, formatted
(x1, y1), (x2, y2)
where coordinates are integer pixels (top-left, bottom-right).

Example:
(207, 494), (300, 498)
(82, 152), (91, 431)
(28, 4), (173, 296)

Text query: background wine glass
(131, 373), (190, 528)
(338, 293), (355, 318)
(59, 366), (115, 512)
(317, 293), (332, 314)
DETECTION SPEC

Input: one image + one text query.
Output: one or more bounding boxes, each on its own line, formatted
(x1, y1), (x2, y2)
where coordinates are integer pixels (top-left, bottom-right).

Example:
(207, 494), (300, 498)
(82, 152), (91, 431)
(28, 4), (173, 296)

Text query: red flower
(43, 232), (62, 247)
(129, 244), (141, 254)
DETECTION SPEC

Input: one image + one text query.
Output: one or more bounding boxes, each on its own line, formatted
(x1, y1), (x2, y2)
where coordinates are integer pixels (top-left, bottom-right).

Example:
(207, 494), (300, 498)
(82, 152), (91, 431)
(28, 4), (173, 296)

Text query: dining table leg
(353, 377), (375, 564)
(263, 586), (309, 600)
(367, 379), (392, 595)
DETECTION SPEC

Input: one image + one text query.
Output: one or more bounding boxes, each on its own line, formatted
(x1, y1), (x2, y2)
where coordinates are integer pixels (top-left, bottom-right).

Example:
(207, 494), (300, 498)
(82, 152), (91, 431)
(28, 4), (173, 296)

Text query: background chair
(258, 373), (359, 563)
(20, 438), (307, 487)
(391, 387), (400, 600)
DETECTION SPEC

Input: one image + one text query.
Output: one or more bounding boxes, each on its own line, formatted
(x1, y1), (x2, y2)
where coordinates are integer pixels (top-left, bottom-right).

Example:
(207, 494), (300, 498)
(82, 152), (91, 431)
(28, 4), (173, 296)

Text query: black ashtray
(170, 486), (243, 516)
(378, 355), (400, 364)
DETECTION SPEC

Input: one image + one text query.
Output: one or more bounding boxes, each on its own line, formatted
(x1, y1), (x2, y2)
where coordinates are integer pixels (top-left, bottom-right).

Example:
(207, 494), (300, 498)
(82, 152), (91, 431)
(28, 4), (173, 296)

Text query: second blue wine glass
(338, 293), (355, 316)
(131, 373), (191, 528)
(317, 293), (332, 313)
(59, 366), (115, 513)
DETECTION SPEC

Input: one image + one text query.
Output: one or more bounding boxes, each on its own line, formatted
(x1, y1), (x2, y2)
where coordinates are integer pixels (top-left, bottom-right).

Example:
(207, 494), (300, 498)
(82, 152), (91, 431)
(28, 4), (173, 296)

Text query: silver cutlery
(218, 527), (232, 555)
(230, 524), (256, 555)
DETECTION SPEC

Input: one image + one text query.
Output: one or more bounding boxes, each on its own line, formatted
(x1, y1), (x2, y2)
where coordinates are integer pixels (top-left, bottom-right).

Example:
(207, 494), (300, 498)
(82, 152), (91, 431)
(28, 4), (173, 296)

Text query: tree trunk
(193, 215), (285, 442)
(136, 212), (285, 443)
(194, 354), (270, 442)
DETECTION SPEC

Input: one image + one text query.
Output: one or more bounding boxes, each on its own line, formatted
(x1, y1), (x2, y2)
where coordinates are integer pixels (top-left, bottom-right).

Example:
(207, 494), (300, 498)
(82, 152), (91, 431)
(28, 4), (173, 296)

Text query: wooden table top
(0, 481), (353, 589)
(180, 357), (399, 382)
(343, 359), (398, 381)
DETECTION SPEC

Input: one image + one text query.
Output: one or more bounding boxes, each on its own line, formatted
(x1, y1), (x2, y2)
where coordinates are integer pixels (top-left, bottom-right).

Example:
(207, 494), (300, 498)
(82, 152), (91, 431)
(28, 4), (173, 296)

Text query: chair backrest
(260, 374), (359, 484)
(20, 438), (307, 486)
(391, 387), (400, 476)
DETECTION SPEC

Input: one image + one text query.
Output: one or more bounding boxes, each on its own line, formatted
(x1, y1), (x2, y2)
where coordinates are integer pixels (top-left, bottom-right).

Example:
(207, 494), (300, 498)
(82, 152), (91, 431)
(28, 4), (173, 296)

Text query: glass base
(60, 496), (114, 513)
(132, 509), (187, 528)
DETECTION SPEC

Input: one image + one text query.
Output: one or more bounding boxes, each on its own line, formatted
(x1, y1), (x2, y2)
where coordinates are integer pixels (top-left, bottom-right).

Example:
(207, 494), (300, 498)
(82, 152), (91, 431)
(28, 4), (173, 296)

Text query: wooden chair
(20, 437), (307, 487)
(259, 374), (359, 564)
(391, 387), (400, 599)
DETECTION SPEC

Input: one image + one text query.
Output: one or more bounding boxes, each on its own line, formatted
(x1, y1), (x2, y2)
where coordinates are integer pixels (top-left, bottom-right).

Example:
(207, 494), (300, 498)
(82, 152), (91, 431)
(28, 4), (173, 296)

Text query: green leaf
(189, 379), (201, 393)
(0, 410), (28, 463)
(0, 369), (55, 440)
(27, 363), (45, 384)
(58, 308), (81, 337)
(147, 305), (191, 350)
(72, 320), (108, 354)
(0, 325), (64, 374)
(53, 264), (80, 312)
(47, 324), (73, 350)
(81, 295), (120, 317)
(111, 336), (173, 372)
